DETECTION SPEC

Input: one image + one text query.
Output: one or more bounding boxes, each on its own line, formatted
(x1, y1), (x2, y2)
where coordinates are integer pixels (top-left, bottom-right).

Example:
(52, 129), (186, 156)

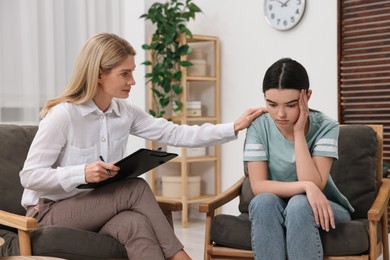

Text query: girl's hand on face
(304, 182), (335, 232)
(293, 89), (309, 135)
(84, 161), (120, 183)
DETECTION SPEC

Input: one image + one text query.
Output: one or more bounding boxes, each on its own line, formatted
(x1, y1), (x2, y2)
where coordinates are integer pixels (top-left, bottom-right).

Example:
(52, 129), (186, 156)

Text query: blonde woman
(20, 33), (263, 260)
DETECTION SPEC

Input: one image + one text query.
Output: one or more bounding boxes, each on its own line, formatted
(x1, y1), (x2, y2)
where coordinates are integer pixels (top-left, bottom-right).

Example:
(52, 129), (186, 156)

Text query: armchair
(200, 125), (390, 260)
(0, 124), (182, 259)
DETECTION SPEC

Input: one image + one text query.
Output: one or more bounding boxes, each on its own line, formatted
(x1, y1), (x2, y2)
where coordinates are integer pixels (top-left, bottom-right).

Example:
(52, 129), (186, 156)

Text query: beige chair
(0, 124), (182, 259)
(200, 125), (390, 260)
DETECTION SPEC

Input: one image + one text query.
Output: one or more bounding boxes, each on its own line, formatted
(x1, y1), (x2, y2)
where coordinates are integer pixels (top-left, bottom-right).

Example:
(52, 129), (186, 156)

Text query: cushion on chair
(0, 124), (37, 234)
(31, 226), (127, 260)
(0, 124), (37, 218)
(238, 175), (254, 214)
(211, 215), (370, 254)
(329, 125), (377, 219)
(211, 125), (378, 255)
(0, 230), (19, 256)
(0, 225), (128, 259)
(210, 214), (251, 250)
(320, 219), (369, 256)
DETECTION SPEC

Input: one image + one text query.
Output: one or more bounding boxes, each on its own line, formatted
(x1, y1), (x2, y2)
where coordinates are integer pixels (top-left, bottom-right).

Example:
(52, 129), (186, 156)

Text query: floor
(174, 218), (205, 260)
(174, 218), (390, 260)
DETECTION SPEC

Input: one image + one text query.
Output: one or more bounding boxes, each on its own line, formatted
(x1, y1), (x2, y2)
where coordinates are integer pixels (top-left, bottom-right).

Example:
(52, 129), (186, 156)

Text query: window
(338, 0), (390, 162)
(0, 0), (131, 124)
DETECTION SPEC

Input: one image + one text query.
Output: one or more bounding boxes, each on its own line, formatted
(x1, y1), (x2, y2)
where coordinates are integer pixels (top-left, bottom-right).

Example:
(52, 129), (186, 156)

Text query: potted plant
(141, 0), (202, 118)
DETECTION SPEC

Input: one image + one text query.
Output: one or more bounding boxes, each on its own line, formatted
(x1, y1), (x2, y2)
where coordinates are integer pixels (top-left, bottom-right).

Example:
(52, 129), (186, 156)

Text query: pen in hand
(99, 156), (112, 176)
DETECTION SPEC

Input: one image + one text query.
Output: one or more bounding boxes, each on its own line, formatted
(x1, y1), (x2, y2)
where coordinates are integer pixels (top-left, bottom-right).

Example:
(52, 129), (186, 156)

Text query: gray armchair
(200, 125), (390, 260)
(0, 124), (182, 259)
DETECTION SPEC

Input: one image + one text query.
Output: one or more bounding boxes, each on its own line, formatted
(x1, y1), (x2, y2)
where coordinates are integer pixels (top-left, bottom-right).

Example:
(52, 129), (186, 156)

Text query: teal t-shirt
(243, 111), (354, 213)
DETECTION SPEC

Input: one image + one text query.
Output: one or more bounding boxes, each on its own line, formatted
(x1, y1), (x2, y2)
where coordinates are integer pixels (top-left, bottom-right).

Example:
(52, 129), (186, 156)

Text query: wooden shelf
(156, 194), (216, 204)
(171, 116), (219, 123)
(186, 76), (217, 81)
(170, 156), (218, 163)
(186, 34), (217, 42)
(148, 35), (220, 227)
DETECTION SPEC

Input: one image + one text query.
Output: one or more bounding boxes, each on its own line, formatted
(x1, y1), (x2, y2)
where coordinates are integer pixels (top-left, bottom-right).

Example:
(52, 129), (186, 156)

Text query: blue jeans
(248, 193), (351, 260)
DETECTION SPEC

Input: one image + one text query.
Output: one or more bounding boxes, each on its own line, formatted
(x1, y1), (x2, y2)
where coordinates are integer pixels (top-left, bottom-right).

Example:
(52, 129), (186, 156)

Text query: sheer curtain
(0, 0), (145, 125)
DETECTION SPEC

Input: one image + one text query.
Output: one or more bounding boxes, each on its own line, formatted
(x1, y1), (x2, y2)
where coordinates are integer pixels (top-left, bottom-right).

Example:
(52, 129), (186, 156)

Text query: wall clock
(264, 0), (306, 31)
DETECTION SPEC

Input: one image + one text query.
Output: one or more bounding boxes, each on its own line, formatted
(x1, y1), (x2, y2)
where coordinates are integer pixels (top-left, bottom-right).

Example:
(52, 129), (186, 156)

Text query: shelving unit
(147, 35), (220, 227)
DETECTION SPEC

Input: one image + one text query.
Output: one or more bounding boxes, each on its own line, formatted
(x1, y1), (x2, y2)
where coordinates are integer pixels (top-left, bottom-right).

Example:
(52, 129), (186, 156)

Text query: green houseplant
(141, 0), (202, 118)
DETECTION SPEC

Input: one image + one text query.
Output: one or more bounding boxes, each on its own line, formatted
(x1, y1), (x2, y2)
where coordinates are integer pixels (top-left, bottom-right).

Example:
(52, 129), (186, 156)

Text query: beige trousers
(29, 178), (183, 260)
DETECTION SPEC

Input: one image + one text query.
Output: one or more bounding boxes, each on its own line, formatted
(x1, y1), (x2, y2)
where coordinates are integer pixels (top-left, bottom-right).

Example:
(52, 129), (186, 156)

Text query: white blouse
(20, 99), (236, 208)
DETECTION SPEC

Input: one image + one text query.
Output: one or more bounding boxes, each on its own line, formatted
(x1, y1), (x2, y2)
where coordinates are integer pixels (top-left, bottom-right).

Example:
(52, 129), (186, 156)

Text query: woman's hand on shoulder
(84, 160), (120, 183)
(304, 181), (335, 232)
(234, 108), (267, 134)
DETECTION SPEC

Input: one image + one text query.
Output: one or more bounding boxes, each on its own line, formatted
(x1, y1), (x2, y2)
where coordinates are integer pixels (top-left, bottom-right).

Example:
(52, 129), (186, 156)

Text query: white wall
(122, 1), (147, 154)
(145, 0), (338, 215)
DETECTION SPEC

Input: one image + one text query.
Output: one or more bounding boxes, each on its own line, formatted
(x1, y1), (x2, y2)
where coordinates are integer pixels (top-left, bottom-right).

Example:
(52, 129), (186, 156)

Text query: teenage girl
(244, 58), (353, 260)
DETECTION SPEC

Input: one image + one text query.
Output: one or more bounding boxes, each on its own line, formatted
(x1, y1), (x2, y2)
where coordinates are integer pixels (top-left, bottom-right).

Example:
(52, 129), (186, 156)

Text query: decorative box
(188, 59), (207, 76)
(186, 101), (202, 117)
(172, 101), (202, 117)
(162, 175), (201, 199)
(188, 48), (207, 76)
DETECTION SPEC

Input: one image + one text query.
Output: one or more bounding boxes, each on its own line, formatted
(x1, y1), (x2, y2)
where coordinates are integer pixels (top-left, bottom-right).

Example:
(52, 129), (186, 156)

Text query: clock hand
(276, 0), (285, 6)
(282, 0), (291, 7)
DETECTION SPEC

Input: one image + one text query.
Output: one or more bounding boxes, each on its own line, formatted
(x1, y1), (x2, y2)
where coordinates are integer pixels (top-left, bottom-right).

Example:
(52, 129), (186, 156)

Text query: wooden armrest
(0, 210), (37, 231)
(368, 179), (390, 221)
(199, 176), (244, 213)
(0, 210), (36, 255)
(157, 198), (182, 212)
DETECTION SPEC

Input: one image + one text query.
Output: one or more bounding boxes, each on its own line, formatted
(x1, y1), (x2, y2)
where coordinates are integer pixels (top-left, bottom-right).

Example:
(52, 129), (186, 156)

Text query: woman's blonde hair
(40, 33), (136, 118)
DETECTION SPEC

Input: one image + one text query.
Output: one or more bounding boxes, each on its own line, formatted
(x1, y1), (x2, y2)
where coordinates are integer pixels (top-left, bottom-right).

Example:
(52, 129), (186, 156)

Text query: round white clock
(264, 0), (306, 31)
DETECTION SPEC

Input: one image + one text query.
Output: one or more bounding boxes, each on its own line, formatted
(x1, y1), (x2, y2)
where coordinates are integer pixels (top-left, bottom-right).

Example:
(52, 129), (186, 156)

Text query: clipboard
(77, 148), (178, 189)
